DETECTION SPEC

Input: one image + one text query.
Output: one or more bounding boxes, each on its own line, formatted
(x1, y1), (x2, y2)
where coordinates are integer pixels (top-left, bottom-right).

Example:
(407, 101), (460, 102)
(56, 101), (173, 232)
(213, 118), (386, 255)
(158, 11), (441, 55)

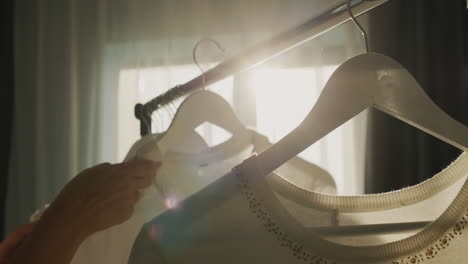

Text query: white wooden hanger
(157, 39), (252, 156)
(253, 0), (467, 177)
(255, 52), (468, 176)
(156, 89), (252, 155)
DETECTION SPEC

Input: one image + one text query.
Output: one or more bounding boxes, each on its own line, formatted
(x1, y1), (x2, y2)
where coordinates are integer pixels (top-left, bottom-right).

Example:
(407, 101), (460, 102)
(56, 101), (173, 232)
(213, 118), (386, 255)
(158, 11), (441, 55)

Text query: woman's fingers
(133, 191), (143, 203)
(47, 159), (162, 237)
(115, 160), (158, 191)
(133, 175), (153, 189)
(0, 223), (36, 259)
(116, 160), (160, 179)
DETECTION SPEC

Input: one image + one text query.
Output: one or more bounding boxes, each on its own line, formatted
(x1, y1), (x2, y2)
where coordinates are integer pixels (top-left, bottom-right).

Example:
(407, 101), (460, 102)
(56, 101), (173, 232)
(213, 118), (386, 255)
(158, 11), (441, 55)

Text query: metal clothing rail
(134, 0), (388, 136)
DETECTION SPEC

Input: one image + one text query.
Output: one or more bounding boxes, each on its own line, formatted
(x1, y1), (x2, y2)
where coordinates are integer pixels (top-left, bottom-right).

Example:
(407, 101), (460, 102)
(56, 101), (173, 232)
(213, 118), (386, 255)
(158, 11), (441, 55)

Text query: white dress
(129, 152), (468, 264)
(46, 129), (336, 264)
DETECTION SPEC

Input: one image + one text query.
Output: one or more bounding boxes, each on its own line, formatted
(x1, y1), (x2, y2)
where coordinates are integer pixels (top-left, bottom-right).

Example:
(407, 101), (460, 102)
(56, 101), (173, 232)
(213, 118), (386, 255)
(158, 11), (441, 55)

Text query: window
(118, 64), (367, 194)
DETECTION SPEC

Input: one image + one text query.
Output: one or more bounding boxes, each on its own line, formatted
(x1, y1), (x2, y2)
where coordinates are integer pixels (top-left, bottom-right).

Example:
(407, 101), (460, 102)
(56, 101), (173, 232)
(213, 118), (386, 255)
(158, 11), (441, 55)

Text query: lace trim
(235, 170), (336, 263)
(392, 212), (467, 264)
(234, 170), (468, 264)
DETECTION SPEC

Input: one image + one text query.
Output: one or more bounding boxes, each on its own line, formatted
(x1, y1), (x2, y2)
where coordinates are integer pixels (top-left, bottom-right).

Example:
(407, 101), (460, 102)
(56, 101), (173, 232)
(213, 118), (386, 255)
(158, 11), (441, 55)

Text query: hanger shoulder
(167, 90), (245, 132)
(255, 53), (468, 176)
(158, 90), (250, 154)
(255, 56), (378, 175)
(367, 53), (468, 151)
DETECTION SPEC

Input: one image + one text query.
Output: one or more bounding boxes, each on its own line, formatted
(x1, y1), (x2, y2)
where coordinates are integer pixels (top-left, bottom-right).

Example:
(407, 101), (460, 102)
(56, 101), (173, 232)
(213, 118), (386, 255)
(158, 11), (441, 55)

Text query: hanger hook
(347, 0), (369, 53)
(192, 38), (225, 90)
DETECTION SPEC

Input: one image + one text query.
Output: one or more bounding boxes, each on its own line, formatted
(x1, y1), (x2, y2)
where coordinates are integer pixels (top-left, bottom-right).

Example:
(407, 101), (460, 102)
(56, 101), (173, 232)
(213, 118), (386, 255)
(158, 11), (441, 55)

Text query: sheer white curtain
(7, 0), (112, 232)
(8, 0), (367, 232)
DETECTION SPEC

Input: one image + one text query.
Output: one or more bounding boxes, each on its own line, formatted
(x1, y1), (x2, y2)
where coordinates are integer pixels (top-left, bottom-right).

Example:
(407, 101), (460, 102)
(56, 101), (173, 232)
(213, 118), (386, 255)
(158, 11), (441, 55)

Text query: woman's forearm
(9, 160), (158, 264)
(10, 201), (87, 264)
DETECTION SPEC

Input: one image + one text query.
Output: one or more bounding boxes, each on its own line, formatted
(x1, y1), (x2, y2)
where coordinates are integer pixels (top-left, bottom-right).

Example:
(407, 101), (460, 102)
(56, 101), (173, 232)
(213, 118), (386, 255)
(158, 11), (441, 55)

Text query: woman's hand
(0, 223), (36, 264)
(10, 160), (160, 264)
(45, 160), (160, 239)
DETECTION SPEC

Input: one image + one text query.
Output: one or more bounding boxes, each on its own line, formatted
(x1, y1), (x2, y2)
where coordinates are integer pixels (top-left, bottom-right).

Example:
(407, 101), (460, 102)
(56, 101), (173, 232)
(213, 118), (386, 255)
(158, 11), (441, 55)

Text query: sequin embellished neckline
(237, 152), (468, 262)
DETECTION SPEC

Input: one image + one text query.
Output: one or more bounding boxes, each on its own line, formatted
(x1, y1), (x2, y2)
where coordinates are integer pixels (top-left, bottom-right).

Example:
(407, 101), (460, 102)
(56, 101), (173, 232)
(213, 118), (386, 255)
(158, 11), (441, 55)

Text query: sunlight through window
(118, 64), (367, 194)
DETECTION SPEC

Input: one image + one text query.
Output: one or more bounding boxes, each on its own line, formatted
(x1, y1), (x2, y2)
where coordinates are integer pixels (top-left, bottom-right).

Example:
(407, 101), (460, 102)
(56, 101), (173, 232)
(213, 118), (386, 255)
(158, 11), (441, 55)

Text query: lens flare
(147, 223), (160, 240)
(164, 196), (179, 210)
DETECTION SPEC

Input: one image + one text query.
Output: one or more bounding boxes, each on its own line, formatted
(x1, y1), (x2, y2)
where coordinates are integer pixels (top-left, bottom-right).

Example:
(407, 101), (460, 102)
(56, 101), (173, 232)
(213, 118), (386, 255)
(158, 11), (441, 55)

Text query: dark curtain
(365, 0), (468, 193)
(1, 0), (14, 238)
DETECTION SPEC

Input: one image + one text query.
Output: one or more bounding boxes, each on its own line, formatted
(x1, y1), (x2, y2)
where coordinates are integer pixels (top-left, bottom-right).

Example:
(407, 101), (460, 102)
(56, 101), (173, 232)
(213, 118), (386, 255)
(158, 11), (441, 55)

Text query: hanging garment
(65, 129), (336, 264)
(129, 152), (468, 264)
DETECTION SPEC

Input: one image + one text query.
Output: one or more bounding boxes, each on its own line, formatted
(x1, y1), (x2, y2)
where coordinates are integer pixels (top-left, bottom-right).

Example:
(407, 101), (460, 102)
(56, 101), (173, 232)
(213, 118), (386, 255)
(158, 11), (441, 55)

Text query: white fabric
(57, 129), (336, 264)
(130, 152), (468, 264)
(67, 133), (243, 264)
